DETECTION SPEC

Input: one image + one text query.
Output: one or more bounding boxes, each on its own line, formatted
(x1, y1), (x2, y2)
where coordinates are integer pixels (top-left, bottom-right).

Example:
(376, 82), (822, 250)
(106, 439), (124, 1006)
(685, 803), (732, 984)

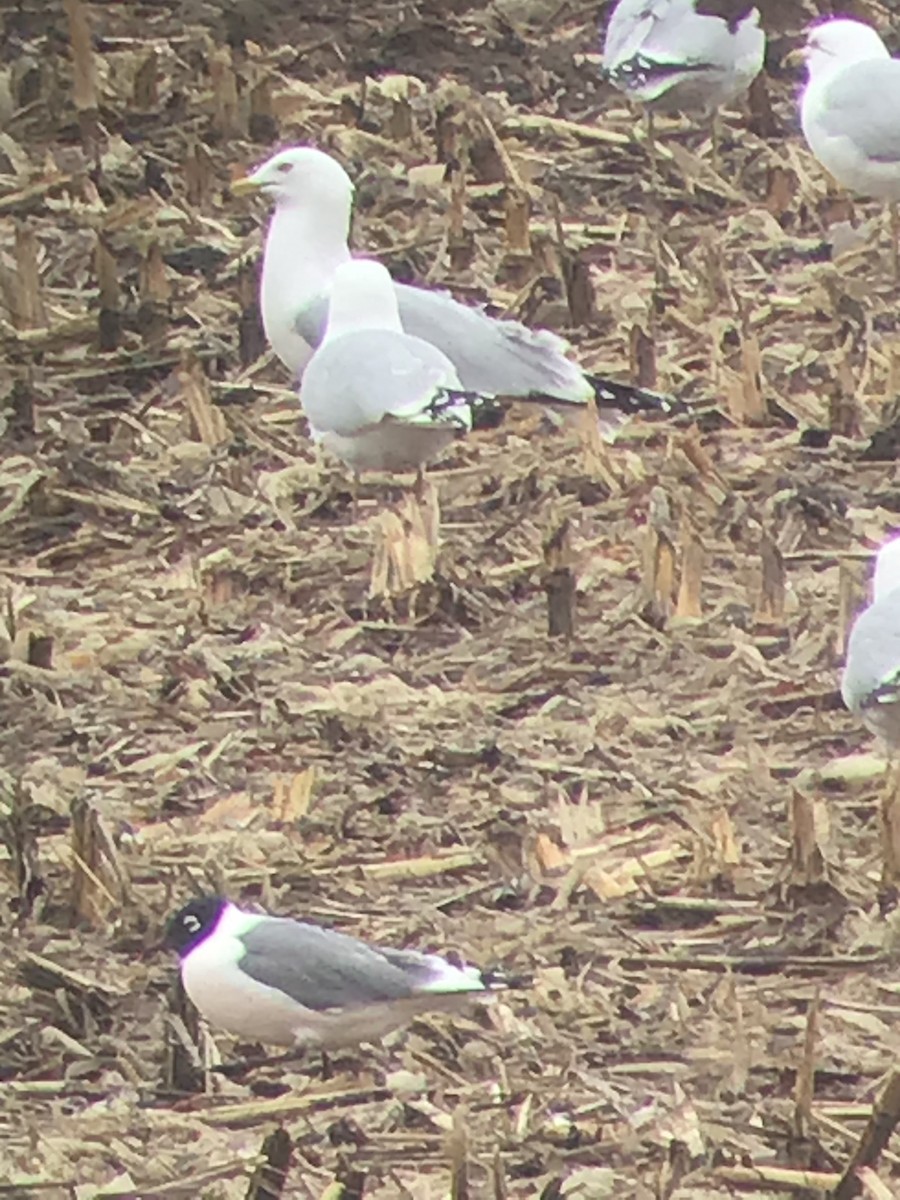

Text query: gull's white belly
(811, 136), (900, 200)
(314, 424), (458, 473)
(182, 951), (308, 1047)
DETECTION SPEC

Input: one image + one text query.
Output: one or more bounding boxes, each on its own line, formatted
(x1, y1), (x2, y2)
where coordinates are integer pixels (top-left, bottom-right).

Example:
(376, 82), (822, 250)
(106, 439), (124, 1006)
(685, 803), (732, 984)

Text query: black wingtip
(589, 374), (688, 418)
(482, 967), (532, 991)
(429, 388), (506, 431)
(427, 382), (688, 430)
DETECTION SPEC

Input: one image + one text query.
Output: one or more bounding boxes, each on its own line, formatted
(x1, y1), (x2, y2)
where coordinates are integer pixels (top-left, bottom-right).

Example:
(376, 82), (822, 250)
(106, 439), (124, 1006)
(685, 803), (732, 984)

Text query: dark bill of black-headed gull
(164, 896), (518, 1050)
(231, 146), (681, 419)
(842, 534), (900, 751)
(298, 259), (484, 475)
(602, 0), (765, 114)
(799, 19), (900, 271)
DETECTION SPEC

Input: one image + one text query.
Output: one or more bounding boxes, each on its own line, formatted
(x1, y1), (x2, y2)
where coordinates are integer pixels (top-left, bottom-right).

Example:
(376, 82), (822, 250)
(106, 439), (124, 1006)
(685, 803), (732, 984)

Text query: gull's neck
(874, 537), (900, 603)
(259, 197), (352, 364)
(800, 65), (840, 137)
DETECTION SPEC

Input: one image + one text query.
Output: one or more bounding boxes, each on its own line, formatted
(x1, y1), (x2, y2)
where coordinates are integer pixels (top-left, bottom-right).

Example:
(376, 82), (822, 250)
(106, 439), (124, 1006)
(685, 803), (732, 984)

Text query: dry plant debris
(2, 0), (900, 1195)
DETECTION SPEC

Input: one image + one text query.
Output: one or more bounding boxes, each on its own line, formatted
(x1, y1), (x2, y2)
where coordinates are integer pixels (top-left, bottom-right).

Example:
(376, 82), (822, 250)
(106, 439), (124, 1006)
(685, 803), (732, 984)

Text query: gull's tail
(398, 947), (532, 996)
(589, 375), (688, 418)
(421, 958), (531, 995)
(424, 381), (687, 436)
(604, 54), (703, 103)
(479, 965), (532, 991)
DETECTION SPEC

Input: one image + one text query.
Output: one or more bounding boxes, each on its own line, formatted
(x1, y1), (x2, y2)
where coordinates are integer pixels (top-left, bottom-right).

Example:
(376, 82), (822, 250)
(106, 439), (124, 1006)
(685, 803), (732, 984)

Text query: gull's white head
(802, 19), (889, 82)
(324, 259), (402, 340)
(233, 146), (354, 209)
(873, 533), (900, 603)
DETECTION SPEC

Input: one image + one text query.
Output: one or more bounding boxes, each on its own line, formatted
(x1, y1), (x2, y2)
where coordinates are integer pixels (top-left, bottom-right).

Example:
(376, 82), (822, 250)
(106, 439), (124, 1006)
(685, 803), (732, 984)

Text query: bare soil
(2, 0), (900, 1196)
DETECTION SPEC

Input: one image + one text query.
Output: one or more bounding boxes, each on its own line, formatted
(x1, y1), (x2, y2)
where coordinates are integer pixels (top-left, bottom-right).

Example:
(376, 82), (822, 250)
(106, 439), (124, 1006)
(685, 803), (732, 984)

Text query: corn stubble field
(2, 0), (900, 1195)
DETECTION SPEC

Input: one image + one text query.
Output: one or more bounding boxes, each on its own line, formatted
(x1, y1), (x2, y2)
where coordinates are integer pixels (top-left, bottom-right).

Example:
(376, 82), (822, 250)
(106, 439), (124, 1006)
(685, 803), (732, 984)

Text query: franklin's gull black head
(164, 895), (227, 957)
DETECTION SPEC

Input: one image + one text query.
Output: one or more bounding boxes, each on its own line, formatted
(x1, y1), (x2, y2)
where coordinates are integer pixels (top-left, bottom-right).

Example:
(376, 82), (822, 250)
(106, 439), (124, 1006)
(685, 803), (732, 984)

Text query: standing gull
(602, 0), (765, 161)
(231, 146), (678, 418)
(842, 534), (900, 751)
(798, 19), (900, 276)
(165, 895), (517, 1050)
(298, 258), (480, 477)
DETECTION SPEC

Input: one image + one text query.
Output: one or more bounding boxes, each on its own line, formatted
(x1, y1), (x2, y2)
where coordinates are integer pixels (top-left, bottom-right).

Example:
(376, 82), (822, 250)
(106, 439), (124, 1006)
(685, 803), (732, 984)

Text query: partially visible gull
(232, 146), (680, 419)
(799, 18), (900, 274)
(165, 895), (518, 1050)
(298, 258), (479, 476)
(602, 0), (765, 114)
(842, 533), (900, 750)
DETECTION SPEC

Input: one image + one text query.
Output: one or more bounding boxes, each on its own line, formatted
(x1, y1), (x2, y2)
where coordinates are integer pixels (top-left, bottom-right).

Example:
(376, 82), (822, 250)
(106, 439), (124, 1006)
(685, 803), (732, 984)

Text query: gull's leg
(352, 470), (361, 522)
(645, 108), (658, 193)
(890, 202), (899, 282)
(213, 1047), (311, 1079)
(710, 112), (721, 173)
(642, 107), (663, 262)
(880, 755), (900, 886)
(641, 108), (671, 305)
(413, 465), (426, 501)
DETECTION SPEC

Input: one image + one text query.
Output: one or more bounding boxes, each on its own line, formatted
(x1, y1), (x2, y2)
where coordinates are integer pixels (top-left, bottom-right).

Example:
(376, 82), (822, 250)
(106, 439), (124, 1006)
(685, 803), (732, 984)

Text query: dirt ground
(2, 0), (900, 1196)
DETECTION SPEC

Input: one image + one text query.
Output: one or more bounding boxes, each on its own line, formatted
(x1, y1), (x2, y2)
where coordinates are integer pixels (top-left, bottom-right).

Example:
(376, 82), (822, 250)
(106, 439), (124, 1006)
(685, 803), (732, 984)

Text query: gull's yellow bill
(230, 173), (262, 196)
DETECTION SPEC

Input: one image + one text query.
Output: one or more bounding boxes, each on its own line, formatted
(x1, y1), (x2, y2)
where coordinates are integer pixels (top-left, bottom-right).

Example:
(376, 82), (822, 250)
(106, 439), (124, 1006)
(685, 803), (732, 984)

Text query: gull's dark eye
(276, 162), (293, 175)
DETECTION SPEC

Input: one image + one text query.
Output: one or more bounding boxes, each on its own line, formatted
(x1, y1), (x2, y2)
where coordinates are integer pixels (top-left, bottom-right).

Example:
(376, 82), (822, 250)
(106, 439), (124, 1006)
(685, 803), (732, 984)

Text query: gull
(842, 533), (900, 751)
(165, 895), (518, 1050)
(299, 258), (483, 477)
(799, 18), (900, 276)
(602, 0), (766, 163)
(231, 145), (679, 419)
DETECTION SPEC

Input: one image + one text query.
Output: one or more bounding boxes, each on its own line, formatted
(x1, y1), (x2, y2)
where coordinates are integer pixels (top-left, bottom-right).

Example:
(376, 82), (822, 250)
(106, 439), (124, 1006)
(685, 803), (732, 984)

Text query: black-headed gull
(165, 895), (517, 1049)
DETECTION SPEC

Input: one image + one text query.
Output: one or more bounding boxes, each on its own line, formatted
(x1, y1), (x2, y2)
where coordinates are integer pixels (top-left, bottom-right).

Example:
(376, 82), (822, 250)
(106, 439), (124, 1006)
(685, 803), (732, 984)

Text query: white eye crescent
(184, 915), (201, 933)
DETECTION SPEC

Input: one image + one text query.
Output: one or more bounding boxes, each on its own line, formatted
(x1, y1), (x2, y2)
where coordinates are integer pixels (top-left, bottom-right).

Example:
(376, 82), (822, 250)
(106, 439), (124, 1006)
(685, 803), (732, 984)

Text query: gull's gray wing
(299, 329), (464, 437)
(290, 269), (591, 403)
(842, 588), (900, 713)
(393, 282), (591, 402)
(604, 0), (672, 67)
(820, 60), (900, 164)
(293, 292), (330, 348)
(238, 918), (442, 1012)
